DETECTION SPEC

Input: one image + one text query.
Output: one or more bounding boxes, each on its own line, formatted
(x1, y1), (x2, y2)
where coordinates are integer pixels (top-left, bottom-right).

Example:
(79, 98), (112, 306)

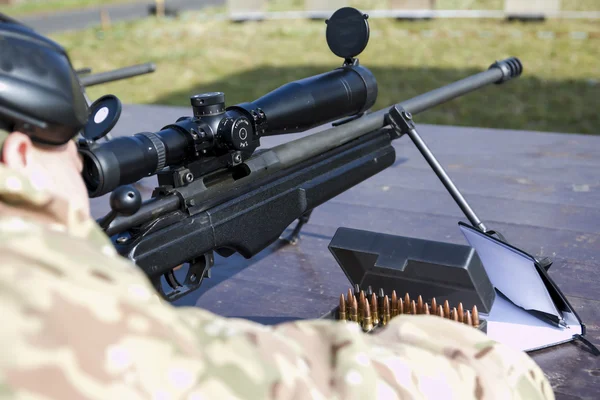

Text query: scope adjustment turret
(217, 112), (253, 152)
(191, 92), (226, 116)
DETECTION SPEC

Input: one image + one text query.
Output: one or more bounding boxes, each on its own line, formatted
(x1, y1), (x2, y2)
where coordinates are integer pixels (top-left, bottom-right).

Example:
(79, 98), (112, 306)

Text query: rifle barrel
(274, 58), (521, 168)
(76, 67), (93, 75)
(399, 64), (506, 115)
(80, 62), (156, 87)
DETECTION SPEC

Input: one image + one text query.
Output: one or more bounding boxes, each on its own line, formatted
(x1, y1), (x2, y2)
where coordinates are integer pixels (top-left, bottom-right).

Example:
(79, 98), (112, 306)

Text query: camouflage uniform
(0, 146), (554, 399)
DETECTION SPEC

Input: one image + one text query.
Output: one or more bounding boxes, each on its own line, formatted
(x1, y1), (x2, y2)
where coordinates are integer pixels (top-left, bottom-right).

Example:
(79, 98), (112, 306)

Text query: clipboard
(458, 222), (594, 353)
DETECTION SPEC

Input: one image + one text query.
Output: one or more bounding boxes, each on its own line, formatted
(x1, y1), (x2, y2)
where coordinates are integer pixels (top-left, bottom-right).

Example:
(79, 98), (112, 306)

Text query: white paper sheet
(457, 223), (582, 351)
(486, 294), (581, 352)
(459, 224), (560, 320)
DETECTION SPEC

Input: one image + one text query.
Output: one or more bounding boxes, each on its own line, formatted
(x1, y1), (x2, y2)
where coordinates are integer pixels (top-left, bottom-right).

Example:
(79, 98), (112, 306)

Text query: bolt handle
(98, 185), (142, 231)
(110, 185), (142, 216)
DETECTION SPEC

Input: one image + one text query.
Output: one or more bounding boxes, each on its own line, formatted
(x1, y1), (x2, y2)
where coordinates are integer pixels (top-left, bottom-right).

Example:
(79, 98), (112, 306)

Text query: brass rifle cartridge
(370, 293), (379, 325)
(391, 290), (398, 317)
(350, 297), (358, 323)
(411, 300), (417, 315)
(362, 301), (373, 332)
(339, 294), (347, 321)
(398, 298), (404, 315)
(383, 295), (390, 325)
(451, 307), (458, 322)
(336, 287), (485, 332)
(358, 296), (369, 322)
(358, 291), (366, 323)
(472, 306), (479, 328)
(444, 300), (450, 319)
(347, 288), (353, 312)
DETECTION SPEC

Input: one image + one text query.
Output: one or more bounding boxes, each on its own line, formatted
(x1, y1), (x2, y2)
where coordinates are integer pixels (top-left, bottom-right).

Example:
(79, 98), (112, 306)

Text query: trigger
(165, 270), (182, 289)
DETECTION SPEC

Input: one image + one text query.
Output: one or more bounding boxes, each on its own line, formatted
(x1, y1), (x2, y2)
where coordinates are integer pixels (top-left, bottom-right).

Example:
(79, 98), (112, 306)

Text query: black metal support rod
(76, 67), (93, 75)
(398, 67), (503, 115)
(405, 125), (487, 232)
(80, 62), (156, 87)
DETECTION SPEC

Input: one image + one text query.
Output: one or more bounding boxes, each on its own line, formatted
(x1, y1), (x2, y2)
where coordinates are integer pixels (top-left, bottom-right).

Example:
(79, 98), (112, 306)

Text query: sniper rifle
(78, 7), (526, 301)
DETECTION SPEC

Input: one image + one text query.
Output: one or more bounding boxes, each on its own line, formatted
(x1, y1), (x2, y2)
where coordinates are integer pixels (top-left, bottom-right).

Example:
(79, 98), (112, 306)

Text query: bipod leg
(386, 105), (554, 269)
(387, 105), (488, 233)
(281, 210), (314, 245)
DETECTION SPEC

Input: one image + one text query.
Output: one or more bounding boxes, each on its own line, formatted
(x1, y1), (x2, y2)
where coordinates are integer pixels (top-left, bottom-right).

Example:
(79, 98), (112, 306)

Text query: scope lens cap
(82, 94), (122, 141)
(326, 7), (369, 60)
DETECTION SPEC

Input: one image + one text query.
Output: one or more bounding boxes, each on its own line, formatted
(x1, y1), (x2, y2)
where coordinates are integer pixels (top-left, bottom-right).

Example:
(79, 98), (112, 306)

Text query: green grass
(0, 0), (140, 17)
(50, 5), (599, 135)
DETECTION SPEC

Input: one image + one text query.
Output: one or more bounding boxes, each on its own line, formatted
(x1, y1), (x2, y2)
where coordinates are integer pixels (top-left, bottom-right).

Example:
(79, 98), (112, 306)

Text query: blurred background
(2, 0), (598, 135)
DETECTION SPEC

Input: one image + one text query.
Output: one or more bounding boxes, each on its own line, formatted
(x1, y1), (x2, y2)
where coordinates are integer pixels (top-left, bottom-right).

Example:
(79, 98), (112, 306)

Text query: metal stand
(385, 104), (553, 269)
(387, 105), (488, 233)
(281, 210), (314, 245)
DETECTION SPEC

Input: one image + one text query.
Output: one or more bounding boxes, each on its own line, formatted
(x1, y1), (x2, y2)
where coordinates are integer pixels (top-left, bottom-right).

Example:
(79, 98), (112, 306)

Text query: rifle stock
(117, 129), (395, 298)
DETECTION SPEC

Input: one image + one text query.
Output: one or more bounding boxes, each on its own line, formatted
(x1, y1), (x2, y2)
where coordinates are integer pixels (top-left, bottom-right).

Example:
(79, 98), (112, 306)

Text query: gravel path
(19, 0), (224, 34)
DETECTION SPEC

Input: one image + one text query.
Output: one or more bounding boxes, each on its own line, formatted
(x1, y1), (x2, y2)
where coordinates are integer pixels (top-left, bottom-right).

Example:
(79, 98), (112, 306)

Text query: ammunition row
(337, 285), (480, 333)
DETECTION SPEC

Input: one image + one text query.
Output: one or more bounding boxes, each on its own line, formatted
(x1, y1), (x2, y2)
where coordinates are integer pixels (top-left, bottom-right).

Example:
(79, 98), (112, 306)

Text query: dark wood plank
(554, 392), (597, 400)
(529, 298), (600, 399)
(356, 164), (600, 209)
(308, 201), (600, 264)
(179, 277), (333, 322)
(332, 184), (600, 234)
(391, 124), (600, 162)
(393, 150), (600, 184)
(545, 258), (600, 302)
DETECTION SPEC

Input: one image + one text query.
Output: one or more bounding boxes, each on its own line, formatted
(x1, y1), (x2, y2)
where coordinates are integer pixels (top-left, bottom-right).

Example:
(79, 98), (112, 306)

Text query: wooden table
(90, 104), (600, 399)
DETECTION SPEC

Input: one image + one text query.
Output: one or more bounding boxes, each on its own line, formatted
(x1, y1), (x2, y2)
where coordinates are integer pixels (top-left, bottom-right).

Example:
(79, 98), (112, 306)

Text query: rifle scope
(79, 64), (377, 197)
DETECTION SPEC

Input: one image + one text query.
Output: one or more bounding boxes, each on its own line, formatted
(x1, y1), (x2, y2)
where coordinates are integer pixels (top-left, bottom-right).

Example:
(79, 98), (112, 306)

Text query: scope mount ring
(326, 7), (370, 63)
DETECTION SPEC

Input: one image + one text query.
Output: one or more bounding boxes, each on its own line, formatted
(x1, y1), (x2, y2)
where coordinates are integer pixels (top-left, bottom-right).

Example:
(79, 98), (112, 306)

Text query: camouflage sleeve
(0, 221), (554, 400)
(173, 307), (555, 400)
